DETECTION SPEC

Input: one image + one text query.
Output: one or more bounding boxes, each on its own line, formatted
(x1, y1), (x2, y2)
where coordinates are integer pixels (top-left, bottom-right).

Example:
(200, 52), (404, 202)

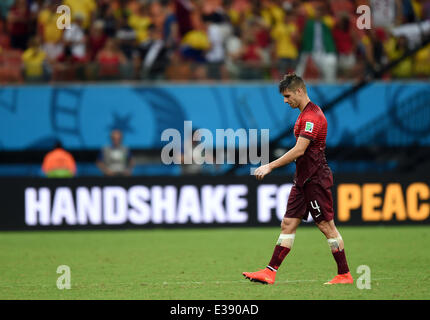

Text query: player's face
(282, 89), (301, 109)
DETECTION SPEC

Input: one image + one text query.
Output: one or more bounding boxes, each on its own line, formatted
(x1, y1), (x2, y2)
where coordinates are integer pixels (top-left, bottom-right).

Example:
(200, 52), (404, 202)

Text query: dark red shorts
(284, 182), (334, 223)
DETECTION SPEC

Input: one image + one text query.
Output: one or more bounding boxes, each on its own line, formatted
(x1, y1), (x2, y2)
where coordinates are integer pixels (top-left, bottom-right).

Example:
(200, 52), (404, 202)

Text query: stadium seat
(0, 34), (10, 49)
(2, 49), (22, 64)
(0, 65), (23, 82)
(0, 49), (23, 82)
(165, 61), (192, 81)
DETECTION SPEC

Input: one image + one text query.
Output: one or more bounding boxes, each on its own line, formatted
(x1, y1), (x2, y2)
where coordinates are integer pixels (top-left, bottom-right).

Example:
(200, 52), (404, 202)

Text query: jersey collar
(301, 101), (312, 113)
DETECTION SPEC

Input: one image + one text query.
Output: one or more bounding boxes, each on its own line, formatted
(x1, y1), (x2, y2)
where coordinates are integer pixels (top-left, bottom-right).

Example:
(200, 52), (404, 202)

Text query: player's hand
(254, 164), (272, 180)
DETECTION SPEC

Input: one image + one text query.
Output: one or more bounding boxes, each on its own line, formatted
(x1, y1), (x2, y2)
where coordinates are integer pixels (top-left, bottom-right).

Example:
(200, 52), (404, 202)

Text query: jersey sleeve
(298, 116), (321, 141)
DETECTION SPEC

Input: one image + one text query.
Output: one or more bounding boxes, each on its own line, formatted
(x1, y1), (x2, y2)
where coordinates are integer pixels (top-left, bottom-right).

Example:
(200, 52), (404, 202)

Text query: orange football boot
(242, 268), (276, 285)
(324, 272), (354, 285)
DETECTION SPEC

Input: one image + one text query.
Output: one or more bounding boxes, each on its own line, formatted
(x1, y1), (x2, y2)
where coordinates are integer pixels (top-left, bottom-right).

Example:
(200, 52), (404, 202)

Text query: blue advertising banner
(1, 82), (429, 150)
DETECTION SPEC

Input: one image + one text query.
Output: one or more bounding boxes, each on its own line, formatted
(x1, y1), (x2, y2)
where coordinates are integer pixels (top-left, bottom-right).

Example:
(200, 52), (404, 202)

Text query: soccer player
(242, 73), (353, 285)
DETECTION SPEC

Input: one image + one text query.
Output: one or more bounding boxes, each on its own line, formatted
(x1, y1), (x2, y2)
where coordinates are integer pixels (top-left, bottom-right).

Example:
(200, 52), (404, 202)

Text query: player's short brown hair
(278, 73), (307, 93)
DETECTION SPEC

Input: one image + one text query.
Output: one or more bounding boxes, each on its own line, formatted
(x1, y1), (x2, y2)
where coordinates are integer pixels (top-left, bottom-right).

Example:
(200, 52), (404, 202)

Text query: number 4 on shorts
(310, 200), (321, 213)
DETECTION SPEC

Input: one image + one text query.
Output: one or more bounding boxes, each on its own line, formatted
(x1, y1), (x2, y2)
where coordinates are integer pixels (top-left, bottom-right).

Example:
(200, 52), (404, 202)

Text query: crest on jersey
(305, 122), (314, 133)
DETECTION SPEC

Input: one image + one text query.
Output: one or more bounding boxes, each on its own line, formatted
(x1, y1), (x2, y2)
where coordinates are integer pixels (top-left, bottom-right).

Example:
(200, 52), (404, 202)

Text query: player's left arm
(254, 136), (311, 180)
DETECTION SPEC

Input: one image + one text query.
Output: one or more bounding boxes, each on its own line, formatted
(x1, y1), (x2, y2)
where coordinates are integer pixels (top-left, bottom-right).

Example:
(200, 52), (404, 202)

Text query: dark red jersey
(293, 101), (333, 187)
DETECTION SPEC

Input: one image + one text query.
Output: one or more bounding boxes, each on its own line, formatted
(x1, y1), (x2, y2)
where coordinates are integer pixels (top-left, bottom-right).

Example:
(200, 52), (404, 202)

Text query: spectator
(21, 36), (47, 82)
(385, 35), (413, 78)
(7, 0), (31, 50)
(63, 0), (97, 30)
(398, 0), (418, 24)
(370, 0), (398, 27)
(162, 0), (179, 50)
(100, 3), (119, 38)
(332, 13), (357, 78)
(0, 17), (10, 49)
(0, 0), (14, 21)
(2, 0), (429, 83)
(63, 13), (87, 62)
(97, 129), (134, 176)
(423, 0), (430, 21)
(238, 21), (265, 79)
(55, 13), (87, 80)
(115, 13), (137, 60)
(135, 24), (169, 80)
(410, 0), (425, 20)
(261, 0), (285, 27)
(29, 0), (43, 27)
(205, 16), (227, 80)
(329, 0), (355, 17)
(227, 0), (252, 26)
(37, 0), (64, 62)
(414, 43), (430, 77)
(270, 7), (300, 76)
(96, 37), (127, 80)
(253, 17), (271, 68)
(174, 0), (194, 37)
(149, 0), (166, 31)
(224, 26), (243, 79)
(180, 27), (210, 63)
(88, 20), (108, 61)
(95, 0), (111, 19)
(128, 2), (152, 45)
(125, 0), (142, 16)
(42, 141), (76, 178)
(295, 4), (338, 82)
(54, 44), (79, 81)
(360, 28), (387, 75)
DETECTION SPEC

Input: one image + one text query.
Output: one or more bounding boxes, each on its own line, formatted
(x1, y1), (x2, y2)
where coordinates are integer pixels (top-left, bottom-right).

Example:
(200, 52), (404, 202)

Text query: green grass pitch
(0, 225), (429, 300)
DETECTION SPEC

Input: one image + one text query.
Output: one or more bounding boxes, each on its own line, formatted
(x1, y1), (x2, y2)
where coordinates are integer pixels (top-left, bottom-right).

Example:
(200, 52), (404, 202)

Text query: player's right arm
(254, 137), (310, 180)
(270, 136), (310, 169)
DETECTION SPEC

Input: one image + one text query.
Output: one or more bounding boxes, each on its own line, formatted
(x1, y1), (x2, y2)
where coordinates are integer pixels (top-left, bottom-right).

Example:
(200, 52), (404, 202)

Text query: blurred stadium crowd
(0, 0), (430, 83)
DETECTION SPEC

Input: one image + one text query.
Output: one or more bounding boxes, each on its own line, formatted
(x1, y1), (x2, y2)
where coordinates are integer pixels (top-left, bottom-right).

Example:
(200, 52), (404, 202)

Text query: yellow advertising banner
(338, 182), (429, 222)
